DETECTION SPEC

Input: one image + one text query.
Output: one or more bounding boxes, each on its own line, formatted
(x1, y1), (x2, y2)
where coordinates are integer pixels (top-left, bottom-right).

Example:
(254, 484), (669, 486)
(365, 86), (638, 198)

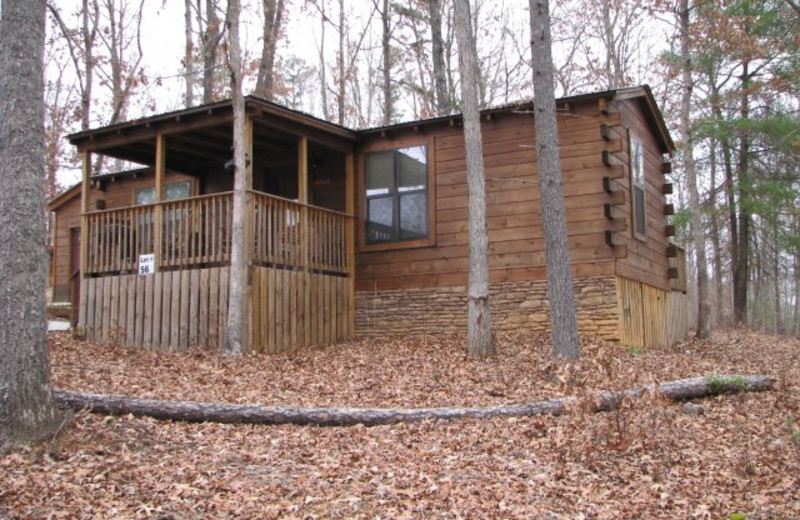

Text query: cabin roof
(46, 167), (152, 211)
(67, 96), (358, 145)
(358, 85), (675, 153)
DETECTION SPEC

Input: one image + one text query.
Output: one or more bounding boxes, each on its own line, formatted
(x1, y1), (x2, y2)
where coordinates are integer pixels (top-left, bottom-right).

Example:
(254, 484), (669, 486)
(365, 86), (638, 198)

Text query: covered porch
(71, 98), (357, 353)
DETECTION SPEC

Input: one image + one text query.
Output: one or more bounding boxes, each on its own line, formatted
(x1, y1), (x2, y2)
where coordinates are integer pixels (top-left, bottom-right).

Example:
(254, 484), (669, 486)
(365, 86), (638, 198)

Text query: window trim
(133, 179), (195, 206)
(359, 137), (436, 252)
(629, 133), (647, 242)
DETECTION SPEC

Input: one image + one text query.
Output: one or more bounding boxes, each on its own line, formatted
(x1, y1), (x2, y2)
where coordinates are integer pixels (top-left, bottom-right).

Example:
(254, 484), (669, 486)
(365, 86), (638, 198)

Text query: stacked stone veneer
(356, 276), (620, 340)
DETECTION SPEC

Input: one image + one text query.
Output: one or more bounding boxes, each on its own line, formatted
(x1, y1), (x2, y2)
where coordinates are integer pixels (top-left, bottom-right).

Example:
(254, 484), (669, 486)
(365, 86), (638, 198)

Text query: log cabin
(48, 85), (689, 352)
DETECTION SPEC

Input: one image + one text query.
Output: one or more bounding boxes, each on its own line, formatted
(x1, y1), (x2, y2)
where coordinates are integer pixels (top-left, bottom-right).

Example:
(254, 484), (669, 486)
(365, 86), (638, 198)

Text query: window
(365, 145), (429, 244)
(630, 138), (646, 238)
(135, 180), (192, 205)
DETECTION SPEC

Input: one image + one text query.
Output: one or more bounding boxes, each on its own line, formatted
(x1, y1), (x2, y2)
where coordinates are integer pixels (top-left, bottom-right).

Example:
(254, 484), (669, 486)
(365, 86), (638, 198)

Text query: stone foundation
(356, 276), (620, 340)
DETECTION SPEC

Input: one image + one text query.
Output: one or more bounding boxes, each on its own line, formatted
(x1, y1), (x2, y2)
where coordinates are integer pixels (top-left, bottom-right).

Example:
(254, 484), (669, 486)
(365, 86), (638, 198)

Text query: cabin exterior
(49, 86), (688, 352)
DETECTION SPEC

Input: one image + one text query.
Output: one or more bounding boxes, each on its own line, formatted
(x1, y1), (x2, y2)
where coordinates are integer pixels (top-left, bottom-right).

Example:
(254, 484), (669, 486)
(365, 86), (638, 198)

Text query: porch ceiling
(92, 122), (301, 176)
(68, 97), (358, 176)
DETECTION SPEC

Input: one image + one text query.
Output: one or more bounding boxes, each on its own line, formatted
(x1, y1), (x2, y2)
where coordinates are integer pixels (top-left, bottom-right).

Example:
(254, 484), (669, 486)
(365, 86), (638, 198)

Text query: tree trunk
(54, 375), (775, 427)
(202, 0), (220, 104)
(0, 0), (62, 445)
(225, 0), (248, 356)
(82, 0), (98, 130)
(184, 0), (195, 108)
(318, 0), (330, 120)
(453, 0), (493, 358)
(708, 138), (724, 325)
(733, 60), (751, 325)
(428, 0), (450, 115)
(337, 0), (346, 125)
(255, 0), (285, 100)
(381, 0), (392, 125)
(772, 220), (782, 334)
(529, 0), (580, 360)
(679, 0), (711, 340)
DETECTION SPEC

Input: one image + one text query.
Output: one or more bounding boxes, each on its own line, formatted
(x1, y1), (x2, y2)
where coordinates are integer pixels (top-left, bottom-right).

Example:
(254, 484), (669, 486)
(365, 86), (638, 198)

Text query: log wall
(615, 276), (689, 349)
(355, 99), (624, 292)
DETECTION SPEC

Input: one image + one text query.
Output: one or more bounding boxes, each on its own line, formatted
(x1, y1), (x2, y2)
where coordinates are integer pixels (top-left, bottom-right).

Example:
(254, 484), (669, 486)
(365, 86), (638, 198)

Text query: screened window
(366, 145), (429, 244)
(135, 180), (192, 205)
(631, 139), (646, 237)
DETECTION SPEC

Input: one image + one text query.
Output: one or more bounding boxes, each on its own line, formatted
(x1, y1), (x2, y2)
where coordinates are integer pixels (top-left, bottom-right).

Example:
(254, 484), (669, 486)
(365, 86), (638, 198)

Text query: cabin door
(69, 227), (81, 326)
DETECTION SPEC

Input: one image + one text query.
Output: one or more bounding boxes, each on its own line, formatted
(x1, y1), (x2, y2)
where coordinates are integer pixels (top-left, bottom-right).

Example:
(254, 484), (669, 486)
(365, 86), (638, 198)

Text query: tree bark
(529, 0), (580, 360)
(0, 0), (62, 445)
(453, 0), (493, 358)
(184, 0), (195, 108)
(381, 0), (393, 125)
(679, 0), (712, 339)
(225, 0), (247, 356)
(428, 0), (450, 115)
(255, 0), (285, 100)
(54, 375), (775, 427)
(201, 0), (220, 104)
(733, 60), (751, 325)
(708, 138), (724, 325)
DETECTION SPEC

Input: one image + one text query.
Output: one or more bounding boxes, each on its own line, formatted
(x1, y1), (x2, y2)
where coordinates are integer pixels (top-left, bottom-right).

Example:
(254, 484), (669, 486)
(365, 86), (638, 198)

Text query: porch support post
(345, 152), (356, 337)
(154, 133), (166, 270)
(244, 116), (255, 348)
(80, 151), (91, 279)
(298, 137), (309, 269)
(298, 137), (309, 347)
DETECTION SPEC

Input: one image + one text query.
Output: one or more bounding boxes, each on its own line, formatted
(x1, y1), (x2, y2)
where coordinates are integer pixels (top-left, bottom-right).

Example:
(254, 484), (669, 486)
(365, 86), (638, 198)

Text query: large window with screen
(365, 145), (429, 244)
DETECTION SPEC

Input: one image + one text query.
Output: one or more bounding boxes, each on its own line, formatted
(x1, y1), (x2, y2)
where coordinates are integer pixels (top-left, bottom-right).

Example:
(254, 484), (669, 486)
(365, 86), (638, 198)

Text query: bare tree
(225, 0), (247, 356)
(255, 0), (286, 100)
(378, 0), (393, 124)
(529, 0), (580, 360)
(47, 0), (99, 130)
(199, 0), (223, 103)
(96, 0), (146, 126)
(0, 0), (62, 445)
(453, 0), (493, 357)
(184, 0), (196, 107)
(678, 0), (711, 339)
(428, 0), (451, 114)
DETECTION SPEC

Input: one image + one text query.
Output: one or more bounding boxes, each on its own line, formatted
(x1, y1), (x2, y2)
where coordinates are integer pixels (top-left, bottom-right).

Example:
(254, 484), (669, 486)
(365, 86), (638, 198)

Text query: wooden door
(69, 228), (81, 325)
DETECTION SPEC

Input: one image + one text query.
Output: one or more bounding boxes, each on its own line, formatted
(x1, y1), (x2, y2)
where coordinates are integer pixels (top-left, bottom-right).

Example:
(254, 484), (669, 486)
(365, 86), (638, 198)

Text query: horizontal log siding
(356, 100), (622, 292)
(611, 100), (671, 290)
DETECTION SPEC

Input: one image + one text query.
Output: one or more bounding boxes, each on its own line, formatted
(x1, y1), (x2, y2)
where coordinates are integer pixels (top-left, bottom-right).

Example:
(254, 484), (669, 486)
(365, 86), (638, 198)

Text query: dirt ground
(1, 329), (798, 518)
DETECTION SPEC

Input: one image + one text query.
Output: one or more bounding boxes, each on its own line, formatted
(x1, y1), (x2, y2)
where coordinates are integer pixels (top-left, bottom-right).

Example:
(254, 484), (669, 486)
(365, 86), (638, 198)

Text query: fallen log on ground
(54, 374), (774, 427)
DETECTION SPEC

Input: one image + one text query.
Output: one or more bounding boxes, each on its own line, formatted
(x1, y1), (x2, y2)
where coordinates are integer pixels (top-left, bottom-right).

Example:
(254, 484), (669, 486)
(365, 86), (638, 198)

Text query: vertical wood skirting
(616, 276), (689, 348)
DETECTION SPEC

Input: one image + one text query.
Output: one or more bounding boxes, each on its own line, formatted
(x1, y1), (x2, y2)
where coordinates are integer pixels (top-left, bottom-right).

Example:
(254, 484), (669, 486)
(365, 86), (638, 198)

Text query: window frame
(359, 137), (436, 252)
(134, 179), (194, 206)
(629, 134), (647, 241)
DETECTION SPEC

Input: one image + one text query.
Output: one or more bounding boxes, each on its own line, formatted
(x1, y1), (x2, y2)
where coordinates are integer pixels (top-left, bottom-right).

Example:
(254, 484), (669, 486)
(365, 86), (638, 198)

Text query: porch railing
(84, 190), (352, 276)
(251, 190), (351, 275)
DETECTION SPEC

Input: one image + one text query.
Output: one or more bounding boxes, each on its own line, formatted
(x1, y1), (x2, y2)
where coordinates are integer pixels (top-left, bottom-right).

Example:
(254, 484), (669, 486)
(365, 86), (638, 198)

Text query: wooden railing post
(80, 152), (91, 279)
(154, 133), (166, 271)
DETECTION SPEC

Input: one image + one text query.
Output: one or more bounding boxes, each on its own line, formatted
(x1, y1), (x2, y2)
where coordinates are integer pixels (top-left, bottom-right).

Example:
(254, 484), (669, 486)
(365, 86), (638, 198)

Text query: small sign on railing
(138, 253), (155, 275)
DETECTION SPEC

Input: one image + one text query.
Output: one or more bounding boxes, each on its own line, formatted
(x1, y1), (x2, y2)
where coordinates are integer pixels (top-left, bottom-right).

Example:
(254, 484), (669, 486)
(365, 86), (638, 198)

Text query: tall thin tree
(529, 0), (580, 360)
(678, 0), (711, 339)
(225, 0), (247, 356)
(0, 0), (62, 445)
(255, 0), (286, 100)
(453, 0), (493, 357)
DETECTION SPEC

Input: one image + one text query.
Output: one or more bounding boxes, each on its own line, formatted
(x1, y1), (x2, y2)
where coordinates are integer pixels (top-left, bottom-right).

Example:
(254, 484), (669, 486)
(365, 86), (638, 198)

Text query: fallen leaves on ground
(1, 329), (798, 518)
